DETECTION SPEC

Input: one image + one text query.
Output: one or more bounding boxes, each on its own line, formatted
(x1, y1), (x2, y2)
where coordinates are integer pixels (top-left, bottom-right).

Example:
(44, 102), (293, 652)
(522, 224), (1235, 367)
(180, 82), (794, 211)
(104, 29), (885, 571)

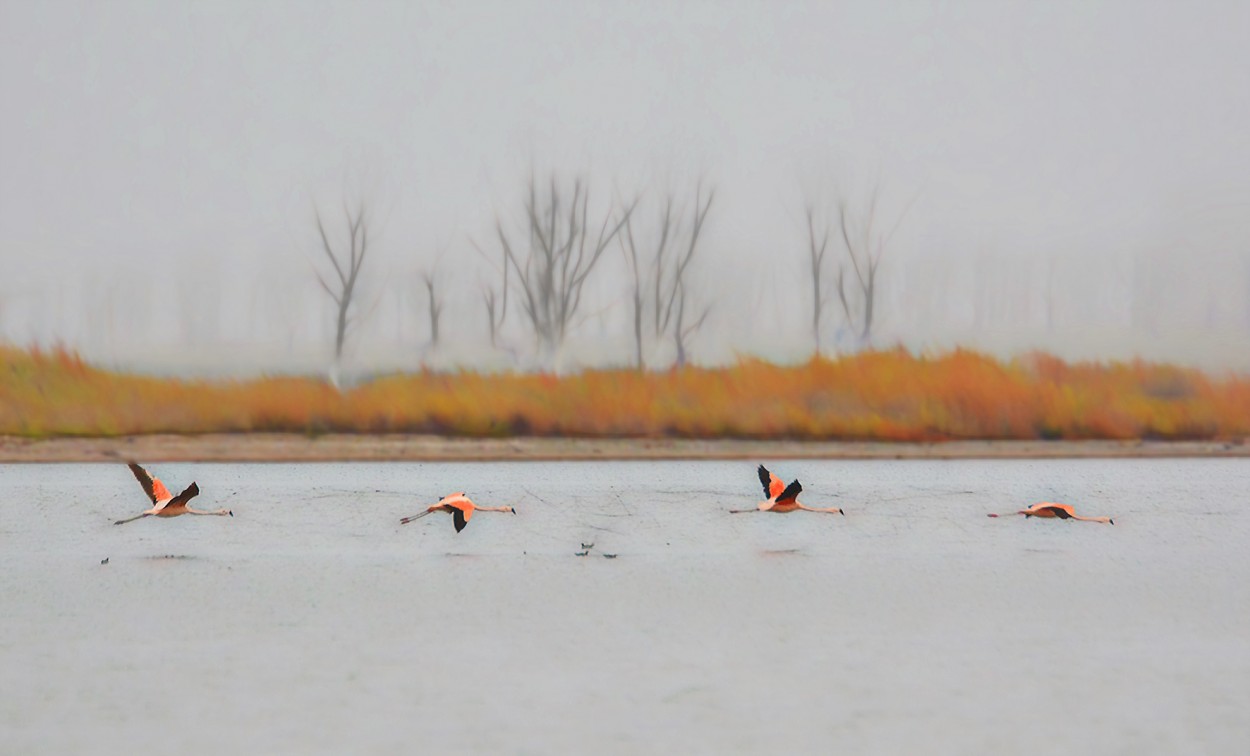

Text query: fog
(3, 1), (1249, 375)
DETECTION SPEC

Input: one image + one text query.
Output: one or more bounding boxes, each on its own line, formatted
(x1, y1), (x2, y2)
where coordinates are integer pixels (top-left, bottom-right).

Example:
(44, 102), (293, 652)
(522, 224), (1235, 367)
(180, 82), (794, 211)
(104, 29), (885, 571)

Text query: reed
(3, 345), (1248, 441)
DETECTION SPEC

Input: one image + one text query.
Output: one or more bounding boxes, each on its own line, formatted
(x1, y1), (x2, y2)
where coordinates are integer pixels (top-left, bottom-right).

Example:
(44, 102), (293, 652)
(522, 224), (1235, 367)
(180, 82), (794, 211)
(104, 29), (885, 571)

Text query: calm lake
(2, 459), (1248, 754)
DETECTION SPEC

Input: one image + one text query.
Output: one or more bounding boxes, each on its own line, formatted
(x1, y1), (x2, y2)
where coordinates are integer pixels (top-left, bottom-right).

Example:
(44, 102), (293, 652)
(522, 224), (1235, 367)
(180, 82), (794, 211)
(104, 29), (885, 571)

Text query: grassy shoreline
(4, 345), (1250, 447)
(2, 434), (1247, 463)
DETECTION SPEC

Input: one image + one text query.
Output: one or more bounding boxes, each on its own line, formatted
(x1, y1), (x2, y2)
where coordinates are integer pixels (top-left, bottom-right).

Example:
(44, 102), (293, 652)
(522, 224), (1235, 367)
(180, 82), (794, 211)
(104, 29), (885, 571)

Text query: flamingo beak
(229, 510), (234, 517)
(511, 507), (517, 514)
(838, 508), (845, 515)
(1109, 518), (1115, 525)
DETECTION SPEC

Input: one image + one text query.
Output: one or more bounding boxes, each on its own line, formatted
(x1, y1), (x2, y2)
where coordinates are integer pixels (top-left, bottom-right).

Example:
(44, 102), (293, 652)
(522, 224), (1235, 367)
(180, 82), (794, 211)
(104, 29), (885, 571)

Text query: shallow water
(2, 459), (1248, 754)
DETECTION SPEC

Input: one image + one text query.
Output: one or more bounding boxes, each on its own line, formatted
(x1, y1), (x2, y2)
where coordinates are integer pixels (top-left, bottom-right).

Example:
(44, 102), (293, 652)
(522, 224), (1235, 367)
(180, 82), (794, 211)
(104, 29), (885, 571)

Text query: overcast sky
(2, 0), (1249, 372)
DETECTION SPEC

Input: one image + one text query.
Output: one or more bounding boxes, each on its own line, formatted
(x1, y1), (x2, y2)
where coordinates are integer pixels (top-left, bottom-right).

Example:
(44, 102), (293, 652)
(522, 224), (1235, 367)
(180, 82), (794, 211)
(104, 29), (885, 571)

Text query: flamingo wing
(776, 479), (803, 504)
(152, 479), (172, 501)
(438, 494), (474, 532)
(128, 463), (160, 503)
(160, 482), (200, 511)
(757, 465), (785, 499)
(1031, 502), (1075, 518)
(439, 492), (468, 505)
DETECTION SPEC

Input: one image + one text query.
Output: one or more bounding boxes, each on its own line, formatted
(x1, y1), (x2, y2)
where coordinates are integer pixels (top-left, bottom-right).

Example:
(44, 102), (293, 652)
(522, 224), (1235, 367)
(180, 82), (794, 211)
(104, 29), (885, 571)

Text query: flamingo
(988, 502), (1114, 524)
(730, 465), (845, 514)
(400, 492), (516, 532)
(114, 462), (233, 525)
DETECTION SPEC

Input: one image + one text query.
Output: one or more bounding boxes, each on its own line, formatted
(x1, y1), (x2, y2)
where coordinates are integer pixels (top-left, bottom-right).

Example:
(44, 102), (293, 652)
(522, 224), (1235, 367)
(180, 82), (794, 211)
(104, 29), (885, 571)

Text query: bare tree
(495, 174), (636, 370)
(619, 184), (716, 369)
(1044, 256), (1058, 332)
(482, 286), (504, 348)
(468, 233), (511, 354)
(621, 222), (645, 371)
(313, 203), (369, 365)
(805, 205), (833, 356)
(656, 185), (714, 367)
(835, 187), (914, 345)
(419, 270), (444, 348)
(619, 196), (671, 371)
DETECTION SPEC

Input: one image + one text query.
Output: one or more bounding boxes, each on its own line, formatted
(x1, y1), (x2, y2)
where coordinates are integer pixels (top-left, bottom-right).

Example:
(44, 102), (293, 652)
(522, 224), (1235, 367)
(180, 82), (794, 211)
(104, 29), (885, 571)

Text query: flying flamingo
(400, 492), (516, 532)
(988, 502), (1114, 524)
(729, 465), (845, 514)
(114, 462), (233, 525)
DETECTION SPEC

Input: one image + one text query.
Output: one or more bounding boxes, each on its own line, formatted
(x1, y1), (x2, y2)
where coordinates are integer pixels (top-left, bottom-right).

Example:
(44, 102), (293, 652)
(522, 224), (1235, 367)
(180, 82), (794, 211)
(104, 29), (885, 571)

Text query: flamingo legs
(114, 511), (155, 526)
(400, 509), (437, 525)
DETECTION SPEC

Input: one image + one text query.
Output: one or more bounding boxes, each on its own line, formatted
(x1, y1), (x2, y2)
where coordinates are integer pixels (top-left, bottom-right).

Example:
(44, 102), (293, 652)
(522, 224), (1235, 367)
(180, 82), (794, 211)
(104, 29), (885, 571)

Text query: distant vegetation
(2, 345), (1248, 441)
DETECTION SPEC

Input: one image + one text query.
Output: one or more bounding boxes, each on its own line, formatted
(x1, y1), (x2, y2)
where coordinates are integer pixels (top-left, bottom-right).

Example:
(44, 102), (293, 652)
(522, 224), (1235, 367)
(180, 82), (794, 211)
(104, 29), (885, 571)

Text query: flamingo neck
(1072, 514), (1113, 524)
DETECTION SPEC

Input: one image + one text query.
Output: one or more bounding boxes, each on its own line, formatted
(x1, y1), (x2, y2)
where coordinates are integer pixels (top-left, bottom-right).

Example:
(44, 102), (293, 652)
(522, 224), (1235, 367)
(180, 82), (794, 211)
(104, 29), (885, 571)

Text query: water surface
(2, 459), (1248, 753)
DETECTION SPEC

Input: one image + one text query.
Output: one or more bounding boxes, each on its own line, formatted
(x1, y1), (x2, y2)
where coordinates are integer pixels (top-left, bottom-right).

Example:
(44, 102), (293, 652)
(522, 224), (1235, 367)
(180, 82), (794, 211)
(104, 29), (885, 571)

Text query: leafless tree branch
(313, 203), (370, 364)
(495, 173), (636, 370)
(833, 184), (910, 344)
(805, 204), (832, 356)
(623, 183), (716, 368)
(420, 270), (443, 348)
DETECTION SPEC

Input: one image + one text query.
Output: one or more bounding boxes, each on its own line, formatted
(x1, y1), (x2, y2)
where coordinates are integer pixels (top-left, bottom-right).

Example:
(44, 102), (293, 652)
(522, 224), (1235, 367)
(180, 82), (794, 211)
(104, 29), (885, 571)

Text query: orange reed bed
(3, 346), (1249, 441)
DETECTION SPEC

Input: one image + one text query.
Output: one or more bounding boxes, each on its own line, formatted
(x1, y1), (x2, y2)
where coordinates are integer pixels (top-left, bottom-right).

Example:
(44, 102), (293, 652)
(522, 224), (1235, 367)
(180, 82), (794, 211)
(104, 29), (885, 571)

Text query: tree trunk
(633, 291), (644, 371)
(674, 286), (687, 368)
(861, 267), (875, 342)
(335, 301), (348, 361)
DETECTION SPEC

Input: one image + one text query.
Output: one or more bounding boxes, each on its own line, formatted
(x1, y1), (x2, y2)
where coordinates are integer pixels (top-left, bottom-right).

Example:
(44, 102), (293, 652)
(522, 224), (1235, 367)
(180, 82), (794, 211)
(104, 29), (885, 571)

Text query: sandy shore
(1, 433), (1247, 462)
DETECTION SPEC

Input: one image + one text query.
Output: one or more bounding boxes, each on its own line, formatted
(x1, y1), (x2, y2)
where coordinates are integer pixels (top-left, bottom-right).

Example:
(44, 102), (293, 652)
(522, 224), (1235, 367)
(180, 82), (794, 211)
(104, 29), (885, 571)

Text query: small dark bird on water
(100, 557), (109, 565)
(602, 554), (618, 559)
(575, 550), (589, 557)
(581, 542), (594, 550)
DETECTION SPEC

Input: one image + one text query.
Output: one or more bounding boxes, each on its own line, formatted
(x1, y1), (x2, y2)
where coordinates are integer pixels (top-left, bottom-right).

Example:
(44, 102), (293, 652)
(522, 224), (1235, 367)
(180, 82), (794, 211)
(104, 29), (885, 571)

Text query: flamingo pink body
(988, 501), (1113, 524)
(730, 465), (844, 514)
(400, 492), (516, 532)
(114, 462), (233, 525)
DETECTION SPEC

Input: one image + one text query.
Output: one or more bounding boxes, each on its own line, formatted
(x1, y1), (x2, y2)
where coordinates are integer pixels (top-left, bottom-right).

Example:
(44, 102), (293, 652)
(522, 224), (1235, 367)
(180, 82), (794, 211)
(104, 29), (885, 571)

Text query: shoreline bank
(1, 434), (1247, 463)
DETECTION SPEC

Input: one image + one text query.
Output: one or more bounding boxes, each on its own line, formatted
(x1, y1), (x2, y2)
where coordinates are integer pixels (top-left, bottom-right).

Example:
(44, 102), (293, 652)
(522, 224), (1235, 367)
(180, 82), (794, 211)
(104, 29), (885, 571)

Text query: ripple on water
(2, 458), (1248, 753)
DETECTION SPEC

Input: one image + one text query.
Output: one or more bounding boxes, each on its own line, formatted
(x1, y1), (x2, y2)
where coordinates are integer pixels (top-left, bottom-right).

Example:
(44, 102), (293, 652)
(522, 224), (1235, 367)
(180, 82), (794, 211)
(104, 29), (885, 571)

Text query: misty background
(2, 0), (1249, 376)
